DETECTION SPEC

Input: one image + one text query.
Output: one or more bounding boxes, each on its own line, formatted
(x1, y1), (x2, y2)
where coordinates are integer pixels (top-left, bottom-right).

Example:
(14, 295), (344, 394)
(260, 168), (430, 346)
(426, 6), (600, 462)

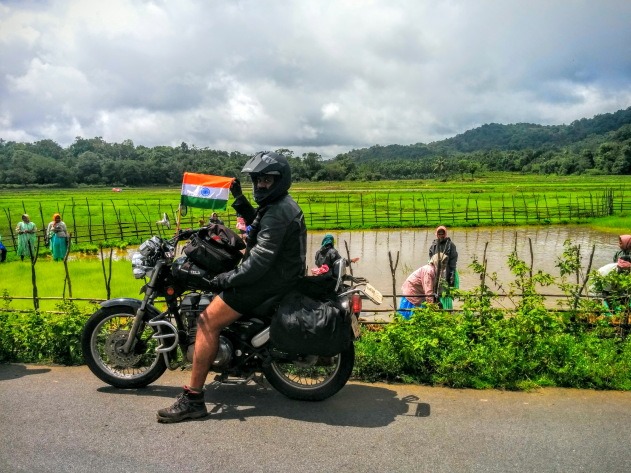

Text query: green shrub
(0, 301), (89, 365)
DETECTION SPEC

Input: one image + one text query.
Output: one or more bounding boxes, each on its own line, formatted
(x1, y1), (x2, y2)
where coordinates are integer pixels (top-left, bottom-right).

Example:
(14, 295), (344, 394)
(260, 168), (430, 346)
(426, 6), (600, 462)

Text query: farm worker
(429, 226), (458, 286)
(235, 213), (247, 239)
(0, 235), (6, 262)
(208, 212), (224, 225)
(594, 256), (631, 312)
(428, 225), (459, 309)
(157, 151), (307, 423)
(311, 233), (359, 278)
(398, 252), (448, 319)
(15, 214), (37, 262)
(613, 235), (631, 262)
(46, 213), (69, 261)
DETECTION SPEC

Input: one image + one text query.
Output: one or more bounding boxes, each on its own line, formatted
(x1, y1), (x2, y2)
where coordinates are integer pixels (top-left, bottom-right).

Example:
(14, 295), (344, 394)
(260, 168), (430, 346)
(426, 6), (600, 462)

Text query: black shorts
(219, 284), (288, 315)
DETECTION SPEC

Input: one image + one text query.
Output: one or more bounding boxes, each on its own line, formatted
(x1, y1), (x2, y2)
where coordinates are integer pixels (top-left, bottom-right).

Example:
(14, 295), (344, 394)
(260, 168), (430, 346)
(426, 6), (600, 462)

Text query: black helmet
(242, 151), (291, 205)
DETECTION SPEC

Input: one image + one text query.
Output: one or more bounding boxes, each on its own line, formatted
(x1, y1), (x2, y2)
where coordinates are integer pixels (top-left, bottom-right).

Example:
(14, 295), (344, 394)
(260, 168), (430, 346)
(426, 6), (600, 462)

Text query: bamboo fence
(1, 189), (624, 252)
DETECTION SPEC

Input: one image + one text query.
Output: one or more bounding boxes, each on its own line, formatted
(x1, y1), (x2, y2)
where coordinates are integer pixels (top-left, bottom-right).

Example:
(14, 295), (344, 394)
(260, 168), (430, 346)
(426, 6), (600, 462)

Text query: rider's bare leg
(188, 295), (241, 390)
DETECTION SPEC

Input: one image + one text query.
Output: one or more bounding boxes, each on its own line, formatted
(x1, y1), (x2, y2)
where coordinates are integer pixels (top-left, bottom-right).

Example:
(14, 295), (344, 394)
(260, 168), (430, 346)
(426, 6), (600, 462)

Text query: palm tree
(433, 157), (446, 177)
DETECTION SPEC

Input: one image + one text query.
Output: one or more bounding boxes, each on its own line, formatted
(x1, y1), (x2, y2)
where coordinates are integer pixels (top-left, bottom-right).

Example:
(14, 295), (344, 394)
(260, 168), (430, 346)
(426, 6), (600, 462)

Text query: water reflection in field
(307, 226), (620, 313)
(93, 225), (621, 315)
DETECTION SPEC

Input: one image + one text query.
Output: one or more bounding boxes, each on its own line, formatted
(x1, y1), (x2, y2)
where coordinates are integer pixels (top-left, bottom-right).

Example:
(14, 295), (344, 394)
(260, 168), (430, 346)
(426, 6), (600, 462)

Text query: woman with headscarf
(614, 235), (631, 262)
(428, 226), (458, 285)
(428, 225), (459, 309)
(15, 214), (37, 261)
(46, 213), (69, 261)
(312, 233), (359, 278)
(0, 234), (7, 262)
(398, 252), (448, 319)
(594, 255), (631, 312)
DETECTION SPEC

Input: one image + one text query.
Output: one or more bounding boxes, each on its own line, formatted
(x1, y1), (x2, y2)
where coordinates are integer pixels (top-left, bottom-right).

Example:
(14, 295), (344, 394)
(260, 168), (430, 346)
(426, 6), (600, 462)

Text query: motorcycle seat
(248, 293), (286, 318)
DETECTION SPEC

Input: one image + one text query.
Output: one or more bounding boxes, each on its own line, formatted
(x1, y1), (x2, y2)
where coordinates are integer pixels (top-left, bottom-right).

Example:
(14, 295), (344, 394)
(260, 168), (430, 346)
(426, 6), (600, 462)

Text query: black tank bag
(183, 223), (246, 275)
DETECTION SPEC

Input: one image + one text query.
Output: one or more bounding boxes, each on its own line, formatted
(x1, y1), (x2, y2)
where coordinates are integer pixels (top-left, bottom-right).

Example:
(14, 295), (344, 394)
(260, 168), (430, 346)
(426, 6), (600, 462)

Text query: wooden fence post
(71, 197), (78, 244)
(101, 203), (107, 241)
(62, 233), (73, 299)
(465, 195), (470, 222)
(489, 195), (493, 223)
(388, 250), (399, 311)
(360, 194), (365, 226)
(85, 198), (93, 243)
(347, 195), (351, 226)
(28, 238), (40, 310)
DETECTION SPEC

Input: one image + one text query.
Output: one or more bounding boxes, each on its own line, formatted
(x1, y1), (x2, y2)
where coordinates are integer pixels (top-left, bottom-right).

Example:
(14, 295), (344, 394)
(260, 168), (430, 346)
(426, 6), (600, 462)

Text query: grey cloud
(0, 0), (630, 159)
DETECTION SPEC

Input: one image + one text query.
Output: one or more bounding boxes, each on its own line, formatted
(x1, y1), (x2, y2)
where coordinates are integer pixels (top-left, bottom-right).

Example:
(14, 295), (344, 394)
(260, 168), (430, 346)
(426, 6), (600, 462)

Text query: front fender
(99, 298), (162, 319)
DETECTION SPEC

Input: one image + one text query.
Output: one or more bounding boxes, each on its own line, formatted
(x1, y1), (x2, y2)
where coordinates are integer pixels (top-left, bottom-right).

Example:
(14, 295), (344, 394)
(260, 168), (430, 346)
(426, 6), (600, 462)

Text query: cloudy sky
(1, 0), (630, 158)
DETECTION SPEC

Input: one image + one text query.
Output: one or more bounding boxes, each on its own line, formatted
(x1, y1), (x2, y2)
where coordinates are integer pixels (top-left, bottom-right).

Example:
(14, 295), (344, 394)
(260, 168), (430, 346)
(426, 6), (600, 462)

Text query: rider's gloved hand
(230, 178), (243, 198)
(208, 273), (230, 293)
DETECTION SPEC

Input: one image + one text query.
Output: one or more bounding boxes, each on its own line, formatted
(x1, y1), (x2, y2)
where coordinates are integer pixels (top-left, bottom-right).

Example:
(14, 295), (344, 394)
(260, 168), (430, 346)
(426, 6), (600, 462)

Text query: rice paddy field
(1, 173), (630, 310)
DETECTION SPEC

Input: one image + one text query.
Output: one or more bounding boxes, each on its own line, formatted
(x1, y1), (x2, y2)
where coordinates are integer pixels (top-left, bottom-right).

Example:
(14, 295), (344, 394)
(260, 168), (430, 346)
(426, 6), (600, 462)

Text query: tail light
(351, 293), (362, 314)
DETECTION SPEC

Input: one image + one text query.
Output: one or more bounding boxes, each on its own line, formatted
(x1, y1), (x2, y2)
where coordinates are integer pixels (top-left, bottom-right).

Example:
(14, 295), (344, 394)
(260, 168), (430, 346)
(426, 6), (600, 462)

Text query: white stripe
(181, 184), (230, 200)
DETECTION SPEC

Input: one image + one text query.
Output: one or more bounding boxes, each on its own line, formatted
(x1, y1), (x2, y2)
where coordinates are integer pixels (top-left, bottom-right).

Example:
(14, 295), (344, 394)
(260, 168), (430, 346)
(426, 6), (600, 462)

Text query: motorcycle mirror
(156, 213), (171, 229)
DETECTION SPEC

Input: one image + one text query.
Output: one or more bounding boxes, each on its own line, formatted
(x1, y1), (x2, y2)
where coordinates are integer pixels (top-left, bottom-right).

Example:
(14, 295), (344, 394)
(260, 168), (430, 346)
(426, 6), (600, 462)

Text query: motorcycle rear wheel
(81, 306), (167, 388)
(262, 343), (354, 401)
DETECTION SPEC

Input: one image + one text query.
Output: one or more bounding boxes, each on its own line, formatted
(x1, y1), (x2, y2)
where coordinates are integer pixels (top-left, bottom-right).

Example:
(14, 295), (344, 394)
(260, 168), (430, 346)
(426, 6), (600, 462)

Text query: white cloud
(0, 0), (630, 158)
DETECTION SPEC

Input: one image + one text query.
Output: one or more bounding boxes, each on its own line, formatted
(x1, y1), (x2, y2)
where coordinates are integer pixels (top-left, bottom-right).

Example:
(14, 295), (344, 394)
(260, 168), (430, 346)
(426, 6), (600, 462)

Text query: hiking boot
(157, 387), (208, 423)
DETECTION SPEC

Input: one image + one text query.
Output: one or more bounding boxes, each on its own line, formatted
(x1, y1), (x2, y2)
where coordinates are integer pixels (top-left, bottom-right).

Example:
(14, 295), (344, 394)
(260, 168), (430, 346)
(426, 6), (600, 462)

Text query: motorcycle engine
(212, 336), (234, 368)
(180, 293), (234, 367)
(181, 292), (212, 362)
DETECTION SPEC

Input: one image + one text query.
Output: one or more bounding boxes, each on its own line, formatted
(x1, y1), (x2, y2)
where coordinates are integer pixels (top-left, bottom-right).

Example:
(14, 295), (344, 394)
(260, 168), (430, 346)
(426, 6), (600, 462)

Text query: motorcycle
(81, 228), (382, 401)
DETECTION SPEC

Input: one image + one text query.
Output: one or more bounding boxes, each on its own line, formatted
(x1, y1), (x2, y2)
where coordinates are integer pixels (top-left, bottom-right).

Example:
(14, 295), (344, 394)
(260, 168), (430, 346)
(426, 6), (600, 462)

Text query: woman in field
(312, 233), (359, 278)
(398, 252), (447, 319)
(614, 234), (631, 262)
(15, 214), (37, 261)
(46, 213), (69, 261)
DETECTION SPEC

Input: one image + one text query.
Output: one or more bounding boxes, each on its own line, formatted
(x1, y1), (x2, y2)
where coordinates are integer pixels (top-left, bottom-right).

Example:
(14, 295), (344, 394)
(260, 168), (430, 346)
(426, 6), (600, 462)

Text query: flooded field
(96, 225), (621, 316)
(306, 226), (621, 314)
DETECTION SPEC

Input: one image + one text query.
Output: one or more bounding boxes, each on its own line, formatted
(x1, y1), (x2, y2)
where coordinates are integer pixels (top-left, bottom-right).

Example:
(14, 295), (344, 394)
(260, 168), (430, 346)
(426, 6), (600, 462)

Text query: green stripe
(180, 196), (228, 210)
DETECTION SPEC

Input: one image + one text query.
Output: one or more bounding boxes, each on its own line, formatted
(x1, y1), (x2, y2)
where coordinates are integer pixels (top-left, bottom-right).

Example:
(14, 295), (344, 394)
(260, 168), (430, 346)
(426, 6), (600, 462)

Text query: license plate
(364, 283), (383, 304)
(350, 314), (361, 339)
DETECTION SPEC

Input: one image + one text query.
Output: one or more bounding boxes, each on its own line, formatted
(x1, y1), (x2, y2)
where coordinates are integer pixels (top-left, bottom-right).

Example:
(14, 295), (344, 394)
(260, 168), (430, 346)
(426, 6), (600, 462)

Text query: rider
(157, 151), (307, 423)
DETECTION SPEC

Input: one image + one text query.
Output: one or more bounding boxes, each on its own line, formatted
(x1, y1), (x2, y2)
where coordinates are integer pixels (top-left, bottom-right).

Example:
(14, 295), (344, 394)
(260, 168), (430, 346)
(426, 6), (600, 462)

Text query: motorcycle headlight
(132, 252), (154, 279)
(133, 267), (147, 279)
(139, 236), (162, 257)
(131, 252), (145, 267)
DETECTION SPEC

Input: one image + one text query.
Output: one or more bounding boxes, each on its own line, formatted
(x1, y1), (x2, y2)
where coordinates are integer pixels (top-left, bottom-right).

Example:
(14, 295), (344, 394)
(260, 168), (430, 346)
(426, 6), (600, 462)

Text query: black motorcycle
(81, 227), (382, 401)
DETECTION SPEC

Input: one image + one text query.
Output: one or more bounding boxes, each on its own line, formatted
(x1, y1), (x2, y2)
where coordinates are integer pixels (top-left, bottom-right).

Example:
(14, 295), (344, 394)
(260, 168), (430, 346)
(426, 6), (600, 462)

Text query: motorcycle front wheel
(262, 343), (355, 401)
(81, 305), (167, 388)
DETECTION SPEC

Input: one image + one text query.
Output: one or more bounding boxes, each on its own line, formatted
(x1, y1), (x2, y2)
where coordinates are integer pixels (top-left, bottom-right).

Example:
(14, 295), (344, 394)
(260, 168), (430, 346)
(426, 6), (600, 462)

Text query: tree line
(1, 107), (630, 187)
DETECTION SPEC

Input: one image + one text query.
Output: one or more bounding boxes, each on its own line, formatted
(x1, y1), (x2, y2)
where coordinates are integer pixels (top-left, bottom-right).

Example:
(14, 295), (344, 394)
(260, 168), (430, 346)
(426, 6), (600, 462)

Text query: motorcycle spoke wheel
(270, 355), (341, 388)
(82, 306), (167, 388)
(92, 314), (160, 378)
(263, 344), (354, 401)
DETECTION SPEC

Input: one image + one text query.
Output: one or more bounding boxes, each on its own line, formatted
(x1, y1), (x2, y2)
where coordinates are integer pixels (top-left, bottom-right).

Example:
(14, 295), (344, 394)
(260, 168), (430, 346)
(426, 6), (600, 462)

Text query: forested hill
(340, 106), (631, 162)
(1, 107), (630, 187)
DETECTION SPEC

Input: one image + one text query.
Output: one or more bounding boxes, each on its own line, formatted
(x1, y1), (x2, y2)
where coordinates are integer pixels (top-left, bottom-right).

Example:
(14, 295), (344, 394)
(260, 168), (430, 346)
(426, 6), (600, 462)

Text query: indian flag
(180, 173), (233, 210)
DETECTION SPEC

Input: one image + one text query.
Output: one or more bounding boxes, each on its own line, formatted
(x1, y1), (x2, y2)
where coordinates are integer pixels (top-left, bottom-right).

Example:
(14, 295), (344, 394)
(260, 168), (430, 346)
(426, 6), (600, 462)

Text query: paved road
(1, 363), (631, 473)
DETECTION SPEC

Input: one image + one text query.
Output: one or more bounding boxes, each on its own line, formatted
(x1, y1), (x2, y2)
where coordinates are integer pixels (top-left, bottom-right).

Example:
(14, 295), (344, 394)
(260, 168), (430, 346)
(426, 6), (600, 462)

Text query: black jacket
(314, 245), (342, 278)
(224, 194), (307, 290)
(428, 237), (458, 286)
